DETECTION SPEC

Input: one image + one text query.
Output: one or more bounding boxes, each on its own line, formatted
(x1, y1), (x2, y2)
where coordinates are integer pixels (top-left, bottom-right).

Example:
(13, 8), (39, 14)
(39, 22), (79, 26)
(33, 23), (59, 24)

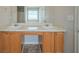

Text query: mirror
(17, 6), (46, 23)
(17, 6), (25, 23)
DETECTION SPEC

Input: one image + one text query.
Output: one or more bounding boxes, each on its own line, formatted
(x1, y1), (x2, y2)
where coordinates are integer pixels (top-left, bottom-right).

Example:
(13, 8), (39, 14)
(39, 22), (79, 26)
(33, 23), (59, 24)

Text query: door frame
(74, 7), (79, 53)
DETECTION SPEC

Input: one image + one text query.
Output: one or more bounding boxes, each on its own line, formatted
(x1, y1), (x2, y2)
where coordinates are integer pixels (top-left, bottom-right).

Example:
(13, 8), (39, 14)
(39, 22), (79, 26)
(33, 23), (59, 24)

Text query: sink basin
(27, 27), (38, 30)
(7, 25), (22, 30)
(42, 26), (55, 29)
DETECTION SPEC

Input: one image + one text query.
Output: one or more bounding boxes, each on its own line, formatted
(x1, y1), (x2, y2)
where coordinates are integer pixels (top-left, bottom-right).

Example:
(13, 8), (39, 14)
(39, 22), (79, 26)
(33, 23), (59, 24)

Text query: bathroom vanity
(0, 26), (65, 53)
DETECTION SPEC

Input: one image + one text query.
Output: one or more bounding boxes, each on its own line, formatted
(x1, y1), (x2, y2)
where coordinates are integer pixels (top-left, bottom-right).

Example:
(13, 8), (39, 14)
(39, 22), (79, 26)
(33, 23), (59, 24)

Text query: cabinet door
(0, 32), (10, 53)
(0, 32), (4, 52)
(9, 32), (21, 53)
(42, 32), (52, 52)
(55, 32), (64, 52)
(0, 32), (21, 53)
(50, 33), (55, 52)
(3, 32), (10, 53)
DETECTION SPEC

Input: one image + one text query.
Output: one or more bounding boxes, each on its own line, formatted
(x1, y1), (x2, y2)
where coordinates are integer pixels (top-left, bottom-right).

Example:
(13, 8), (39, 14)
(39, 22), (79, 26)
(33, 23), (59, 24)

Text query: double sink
(6, 24), (64, 32)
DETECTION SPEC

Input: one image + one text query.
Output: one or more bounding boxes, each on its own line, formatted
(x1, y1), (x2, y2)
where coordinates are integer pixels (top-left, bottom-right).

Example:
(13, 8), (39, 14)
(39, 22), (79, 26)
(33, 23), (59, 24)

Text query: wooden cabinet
(42, 32), (55, 53)
(42, 32), (64, 53)
(54, 32), (64, 52)
(0, 32), (9, 52)
(9, 32), (21, 53)
(3, 32), (10, 52)
(0, 32), (64, 53)
(0, 32), (4, 52)
(51, 32), (55, 52)
(0, 32), (21, 53)
(42, 32), (52, 52)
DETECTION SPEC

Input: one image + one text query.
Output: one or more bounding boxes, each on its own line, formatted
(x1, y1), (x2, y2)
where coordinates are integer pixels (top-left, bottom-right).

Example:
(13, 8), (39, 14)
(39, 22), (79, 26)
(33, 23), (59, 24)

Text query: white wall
(0, 6), (17, 28)
(51, 6), (74, 52)
(10, 6), (17, 24)
(0, 7), (11, 28)
(45, 6), (55, 24)
(75, 7), (79, 52)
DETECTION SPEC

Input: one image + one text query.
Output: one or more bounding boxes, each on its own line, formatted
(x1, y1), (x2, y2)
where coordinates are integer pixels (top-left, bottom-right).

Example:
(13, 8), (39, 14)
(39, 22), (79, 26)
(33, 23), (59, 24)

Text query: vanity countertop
(0, 25), (65, 32)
